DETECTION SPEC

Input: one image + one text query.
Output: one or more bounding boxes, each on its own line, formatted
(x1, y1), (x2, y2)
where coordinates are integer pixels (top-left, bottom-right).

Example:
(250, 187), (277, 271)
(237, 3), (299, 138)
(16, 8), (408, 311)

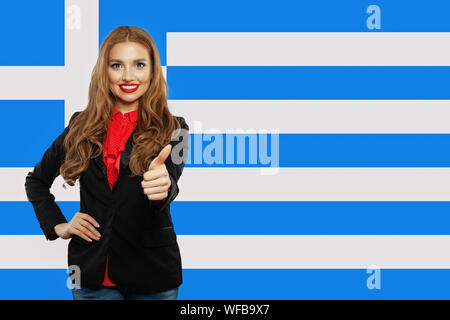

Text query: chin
(118, 93), (136, 100)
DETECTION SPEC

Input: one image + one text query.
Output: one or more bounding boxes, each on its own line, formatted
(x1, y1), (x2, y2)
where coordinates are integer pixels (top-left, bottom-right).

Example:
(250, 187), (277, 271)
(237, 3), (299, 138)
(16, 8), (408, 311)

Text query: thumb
(149, 144), (172, 170)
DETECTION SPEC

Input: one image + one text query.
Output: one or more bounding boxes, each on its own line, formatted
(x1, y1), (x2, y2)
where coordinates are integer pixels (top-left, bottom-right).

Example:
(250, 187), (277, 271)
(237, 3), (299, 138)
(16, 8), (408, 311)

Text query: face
(108, 41), (152, 111)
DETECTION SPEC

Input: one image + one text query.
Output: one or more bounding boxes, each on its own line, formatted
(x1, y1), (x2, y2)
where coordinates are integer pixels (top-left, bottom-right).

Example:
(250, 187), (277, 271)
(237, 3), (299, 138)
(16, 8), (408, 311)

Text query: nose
(122, 66), (135, 81)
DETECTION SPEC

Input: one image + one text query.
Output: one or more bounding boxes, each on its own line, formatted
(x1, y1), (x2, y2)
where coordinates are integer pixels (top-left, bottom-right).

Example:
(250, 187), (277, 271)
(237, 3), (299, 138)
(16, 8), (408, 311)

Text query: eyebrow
(109, 58), (148, 63)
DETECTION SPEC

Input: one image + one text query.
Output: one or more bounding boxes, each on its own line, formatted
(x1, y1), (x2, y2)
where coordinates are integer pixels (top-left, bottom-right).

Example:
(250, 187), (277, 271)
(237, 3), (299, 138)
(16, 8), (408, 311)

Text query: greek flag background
(1, 0), (450, 299)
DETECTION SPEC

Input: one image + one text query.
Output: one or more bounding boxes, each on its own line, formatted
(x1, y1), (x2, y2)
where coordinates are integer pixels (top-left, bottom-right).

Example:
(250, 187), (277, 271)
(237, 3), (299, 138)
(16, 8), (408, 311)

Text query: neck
(114, 99), (139, 115)
(115, 105), (138, 115)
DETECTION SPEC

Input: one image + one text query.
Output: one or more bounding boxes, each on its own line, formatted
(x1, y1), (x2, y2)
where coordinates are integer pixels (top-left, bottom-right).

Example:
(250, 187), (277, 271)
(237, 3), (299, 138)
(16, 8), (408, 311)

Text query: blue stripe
(279, 133), (450, 167)
(7, 201), (450, 235)
(0, 1), (64, 66)
(22, 130), (450, 168)
(12, 202), (79, 235)
(183, 269), (450, 300)
(0, 269), (73, 300)
(1, 100), (64, 167)
(167, 67), (450, 100)
(187, 133), (450, 167)
(100, 0), (450, 66)
(2, 269), (450, 299)
(172, 202), (450, 235)
(182, 269), (450, 300)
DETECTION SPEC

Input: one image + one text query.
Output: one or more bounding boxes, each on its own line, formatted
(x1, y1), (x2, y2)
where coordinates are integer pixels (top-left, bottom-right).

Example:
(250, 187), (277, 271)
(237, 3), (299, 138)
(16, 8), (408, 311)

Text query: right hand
(54, 212), (101, 242)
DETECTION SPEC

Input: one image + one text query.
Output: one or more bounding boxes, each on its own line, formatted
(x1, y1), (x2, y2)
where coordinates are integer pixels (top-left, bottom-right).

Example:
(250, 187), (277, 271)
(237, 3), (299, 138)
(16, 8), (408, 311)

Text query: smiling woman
(60, 26), (183, 187)
(24, 26), (189, 301)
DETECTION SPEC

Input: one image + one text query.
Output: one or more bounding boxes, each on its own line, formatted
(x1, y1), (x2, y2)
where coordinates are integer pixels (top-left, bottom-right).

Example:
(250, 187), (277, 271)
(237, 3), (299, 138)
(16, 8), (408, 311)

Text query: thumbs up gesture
(141, 144), (172, 201)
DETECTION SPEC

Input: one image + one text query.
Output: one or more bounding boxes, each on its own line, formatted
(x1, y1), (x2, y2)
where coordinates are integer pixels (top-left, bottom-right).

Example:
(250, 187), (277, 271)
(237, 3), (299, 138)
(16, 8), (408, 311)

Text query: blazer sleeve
(151, 116), (189, 212)
(24, 111), (81, 241)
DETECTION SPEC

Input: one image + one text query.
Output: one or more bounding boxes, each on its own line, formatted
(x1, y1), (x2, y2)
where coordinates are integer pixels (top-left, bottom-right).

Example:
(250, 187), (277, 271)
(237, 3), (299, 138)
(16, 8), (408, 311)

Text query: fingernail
(88, 238), (92, 242)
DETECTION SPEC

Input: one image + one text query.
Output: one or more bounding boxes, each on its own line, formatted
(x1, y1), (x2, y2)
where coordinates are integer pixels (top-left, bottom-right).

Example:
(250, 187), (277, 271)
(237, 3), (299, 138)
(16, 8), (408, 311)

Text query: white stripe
(2, 235), (450, 269)
(12, 168), (450, 201)
(167, 32), (450, 66)
(168, 100), (450, 133)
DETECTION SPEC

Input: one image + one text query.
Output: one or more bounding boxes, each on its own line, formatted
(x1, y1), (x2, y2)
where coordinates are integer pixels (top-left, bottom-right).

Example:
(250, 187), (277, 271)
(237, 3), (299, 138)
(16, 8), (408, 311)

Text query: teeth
(121, 85), (137, 89)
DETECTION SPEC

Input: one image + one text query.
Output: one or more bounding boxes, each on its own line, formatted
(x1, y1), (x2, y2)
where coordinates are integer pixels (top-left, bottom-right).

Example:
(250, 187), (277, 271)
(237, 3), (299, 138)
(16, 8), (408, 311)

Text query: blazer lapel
(93, 145), (106, 179)
(119, 125), (137, 170)
(93, 126), (138, 180)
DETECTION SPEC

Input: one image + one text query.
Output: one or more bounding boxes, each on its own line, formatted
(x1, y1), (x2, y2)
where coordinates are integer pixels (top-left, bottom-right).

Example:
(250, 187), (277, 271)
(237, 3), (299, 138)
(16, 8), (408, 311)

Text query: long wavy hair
(60, 26), (181, 189)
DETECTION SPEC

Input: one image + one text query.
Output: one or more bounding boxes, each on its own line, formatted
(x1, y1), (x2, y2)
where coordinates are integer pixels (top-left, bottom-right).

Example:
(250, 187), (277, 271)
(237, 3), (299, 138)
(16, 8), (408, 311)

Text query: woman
(24, 26), (189, 300)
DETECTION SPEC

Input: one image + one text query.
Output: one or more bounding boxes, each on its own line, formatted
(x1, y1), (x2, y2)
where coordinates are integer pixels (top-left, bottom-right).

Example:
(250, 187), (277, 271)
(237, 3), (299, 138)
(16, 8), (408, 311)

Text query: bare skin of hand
(141, 144), (172, 200)
(54, 212), (101, 242)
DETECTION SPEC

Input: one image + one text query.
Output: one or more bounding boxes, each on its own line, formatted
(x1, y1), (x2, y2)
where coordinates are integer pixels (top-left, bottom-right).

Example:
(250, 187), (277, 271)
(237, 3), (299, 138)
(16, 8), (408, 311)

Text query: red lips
(119, 84), (139, 93)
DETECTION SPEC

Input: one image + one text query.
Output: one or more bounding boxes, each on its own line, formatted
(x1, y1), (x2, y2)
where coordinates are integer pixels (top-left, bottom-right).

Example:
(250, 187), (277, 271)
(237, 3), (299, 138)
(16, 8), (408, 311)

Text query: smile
(119, 84), (139, 93)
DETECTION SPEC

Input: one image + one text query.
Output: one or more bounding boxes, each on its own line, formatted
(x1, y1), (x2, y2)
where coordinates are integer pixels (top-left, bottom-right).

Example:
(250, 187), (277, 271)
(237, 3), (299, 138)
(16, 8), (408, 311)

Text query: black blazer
(24, 111), (189, 291)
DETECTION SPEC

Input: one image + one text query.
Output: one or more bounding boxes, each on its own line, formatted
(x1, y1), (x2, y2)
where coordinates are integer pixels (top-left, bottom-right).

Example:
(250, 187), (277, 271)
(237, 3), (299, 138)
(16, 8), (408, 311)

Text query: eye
(110, 62), (145, 69)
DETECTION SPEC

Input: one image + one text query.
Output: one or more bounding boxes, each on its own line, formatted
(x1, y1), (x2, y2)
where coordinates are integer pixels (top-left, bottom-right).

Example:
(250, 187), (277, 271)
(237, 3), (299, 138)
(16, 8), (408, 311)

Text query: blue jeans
(72, 285), (179, 300)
